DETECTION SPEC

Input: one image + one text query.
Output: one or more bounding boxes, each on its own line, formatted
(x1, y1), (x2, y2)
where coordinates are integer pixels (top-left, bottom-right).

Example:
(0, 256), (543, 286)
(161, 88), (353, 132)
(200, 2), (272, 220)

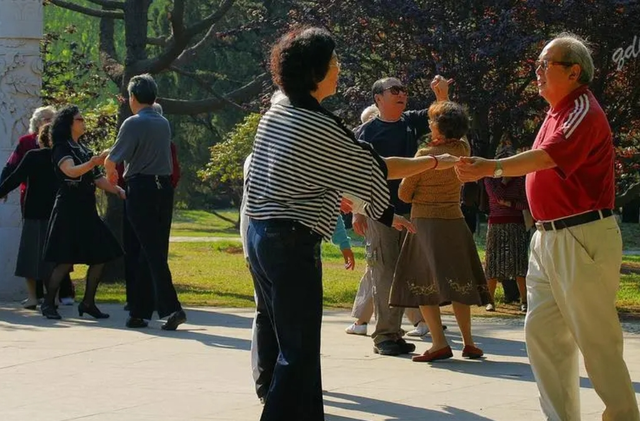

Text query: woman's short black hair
(51, 105), (80, 145)
(428, 101), (469, 140)
(270, 27), (336, 98)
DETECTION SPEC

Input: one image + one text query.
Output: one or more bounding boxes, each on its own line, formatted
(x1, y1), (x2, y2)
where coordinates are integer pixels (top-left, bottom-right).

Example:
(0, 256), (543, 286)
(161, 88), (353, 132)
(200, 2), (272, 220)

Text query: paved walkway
(1, 304), (640, 420)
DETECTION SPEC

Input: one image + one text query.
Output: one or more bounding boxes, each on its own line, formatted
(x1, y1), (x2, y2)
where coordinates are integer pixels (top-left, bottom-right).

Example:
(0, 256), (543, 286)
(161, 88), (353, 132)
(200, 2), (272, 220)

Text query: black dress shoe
(396, 338), (416, 354)
(78, 302), (110, 319)
(161, 310), (187, 331)
(41, 304), (61, 320)
(126, 317), (149, 328)
(373, 340), (402, 356)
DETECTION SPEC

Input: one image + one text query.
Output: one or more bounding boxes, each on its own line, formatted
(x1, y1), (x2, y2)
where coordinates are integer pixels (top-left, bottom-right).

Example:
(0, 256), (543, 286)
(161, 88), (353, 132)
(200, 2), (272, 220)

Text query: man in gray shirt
(105, 74), (186, 330)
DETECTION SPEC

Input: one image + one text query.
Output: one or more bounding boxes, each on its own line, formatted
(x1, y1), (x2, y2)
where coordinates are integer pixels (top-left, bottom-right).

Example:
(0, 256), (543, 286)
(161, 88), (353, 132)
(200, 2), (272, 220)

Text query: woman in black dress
(41, 105), (125, 320)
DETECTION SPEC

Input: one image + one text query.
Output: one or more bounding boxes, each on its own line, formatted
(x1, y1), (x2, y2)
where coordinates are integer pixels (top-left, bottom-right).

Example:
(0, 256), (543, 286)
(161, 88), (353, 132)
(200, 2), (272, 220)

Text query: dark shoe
(396, 338), (416, 354)
(78, 302), (110, 319)
(412, 346), (453, 362)
(41, 304), (61, 320)
(373, 340), (402, 356)
(161, 310), (187, 331)
(462, 345), (484, 359)
(123, 303), (130, 311)
(126, 317), (149, 328)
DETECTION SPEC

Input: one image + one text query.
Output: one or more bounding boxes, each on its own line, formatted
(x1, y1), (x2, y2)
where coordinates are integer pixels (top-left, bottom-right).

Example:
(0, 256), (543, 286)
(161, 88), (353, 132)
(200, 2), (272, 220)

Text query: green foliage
(199, 113), (260, 206)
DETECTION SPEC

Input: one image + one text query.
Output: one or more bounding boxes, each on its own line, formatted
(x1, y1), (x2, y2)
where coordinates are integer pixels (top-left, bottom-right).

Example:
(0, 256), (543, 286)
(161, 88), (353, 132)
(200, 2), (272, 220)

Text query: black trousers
(247, 219), (324, 421)
(126, 175), (181, 319)
(122, 202), (148, 305)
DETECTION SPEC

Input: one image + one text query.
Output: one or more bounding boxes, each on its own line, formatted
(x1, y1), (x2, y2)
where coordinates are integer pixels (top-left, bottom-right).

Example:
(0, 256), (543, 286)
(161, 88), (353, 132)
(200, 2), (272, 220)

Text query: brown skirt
(390, 218), (490, 307)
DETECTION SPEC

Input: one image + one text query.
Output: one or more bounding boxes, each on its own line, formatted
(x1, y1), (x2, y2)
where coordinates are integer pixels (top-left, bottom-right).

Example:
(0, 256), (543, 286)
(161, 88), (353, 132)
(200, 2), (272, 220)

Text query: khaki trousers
(367, 218), (422, 344)
(525, 216), (639, 421)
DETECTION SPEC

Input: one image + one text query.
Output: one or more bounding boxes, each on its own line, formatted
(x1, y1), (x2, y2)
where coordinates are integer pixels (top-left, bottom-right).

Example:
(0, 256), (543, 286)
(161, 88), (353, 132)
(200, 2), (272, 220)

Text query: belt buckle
(155, 175), (162, 189)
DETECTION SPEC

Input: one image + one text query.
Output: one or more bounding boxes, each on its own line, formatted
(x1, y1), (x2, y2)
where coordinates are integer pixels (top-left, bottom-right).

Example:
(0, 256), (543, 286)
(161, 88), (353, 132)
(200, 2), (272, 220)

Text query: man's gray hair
(29, 106), (56, 134)
(152, 103), (163, 116)
(128, 73), (158, 105)
(551, 32), (595, 85)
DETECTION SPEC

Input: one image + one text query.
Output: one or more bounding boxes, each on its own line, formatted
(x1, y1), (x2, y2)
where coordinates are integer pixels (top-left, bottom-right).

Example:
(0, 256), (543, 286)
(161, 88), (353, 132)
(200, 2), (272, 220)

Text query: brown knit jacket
(398, 139), (470, 220)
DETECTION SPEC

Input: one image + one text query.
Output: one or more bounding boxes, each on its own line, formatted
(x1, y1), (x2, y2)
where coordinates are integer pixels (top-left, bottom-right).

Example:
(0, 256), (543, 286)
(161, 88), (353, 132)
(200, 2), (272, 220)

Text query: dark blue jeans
(126, 175), (181, 319)
(247, 219), (325, 421)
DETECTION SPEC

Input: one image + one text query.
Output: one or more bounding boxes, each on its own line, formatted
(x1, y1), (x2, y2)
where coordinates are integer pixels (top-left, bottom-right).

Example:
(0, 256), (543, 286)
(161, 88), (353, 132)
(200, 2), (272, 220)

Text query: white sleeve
(240, 153), (252, 258)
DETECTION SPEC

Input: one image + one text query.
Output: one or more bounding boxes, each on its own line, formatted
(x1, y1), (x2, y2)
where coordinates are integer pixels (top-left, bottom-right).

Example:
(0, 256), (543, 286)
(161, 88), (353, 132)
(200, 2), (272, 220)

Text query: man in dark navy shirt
(353, 75), (451, 356)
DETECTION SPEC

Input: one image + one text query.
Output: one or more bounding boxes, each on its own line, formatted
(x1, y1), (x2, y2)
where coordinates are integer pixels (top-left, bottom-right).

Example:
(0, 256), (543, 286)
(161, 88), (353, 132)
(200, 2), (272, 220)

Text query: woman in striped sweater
(245, 27), (459, 421)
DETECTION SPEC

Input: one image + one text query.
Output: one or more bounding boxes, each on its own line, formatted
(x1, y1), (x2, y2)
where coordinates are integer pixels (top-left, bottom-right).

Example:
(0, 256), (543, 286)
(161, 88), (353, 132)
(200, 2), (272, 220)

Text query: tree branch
(133, 0), (236, 75)
(170, 0), (186, 39)
(99, 9), (124, 86)
(147, 37), (168, 47)
(173, 24), (217, 68)
(169, 66), (247, 112)
(85, 0), (124, 9)
(616, 181), (640, 208)
(184, 0), (236, 39)
(48, 0), (124, 19)
(158, 73), (270, 115)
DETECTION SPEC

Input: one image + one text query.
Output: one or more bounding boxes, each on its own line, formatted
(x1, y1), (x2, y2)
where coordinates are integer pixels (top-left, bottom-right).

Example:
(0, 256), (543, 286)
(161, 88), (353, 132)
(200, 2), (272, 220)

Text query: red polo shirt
(526, 85), (615, 221)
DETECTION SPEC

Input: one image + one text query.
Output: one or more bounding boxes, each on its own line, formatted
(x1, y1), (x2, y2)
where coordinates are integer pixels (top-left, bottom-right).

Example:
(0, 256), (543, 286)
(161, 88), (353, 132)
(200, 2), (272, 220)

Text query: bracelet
(429, 154), (439, 170)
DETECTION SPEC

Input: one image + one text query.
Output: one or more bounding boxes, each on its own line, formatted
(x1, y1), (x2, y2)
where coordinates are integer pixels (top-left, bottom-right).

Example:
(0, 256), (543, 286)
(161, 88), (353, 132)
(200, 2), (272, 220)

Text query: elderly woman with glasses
(41, 105), (125, 320)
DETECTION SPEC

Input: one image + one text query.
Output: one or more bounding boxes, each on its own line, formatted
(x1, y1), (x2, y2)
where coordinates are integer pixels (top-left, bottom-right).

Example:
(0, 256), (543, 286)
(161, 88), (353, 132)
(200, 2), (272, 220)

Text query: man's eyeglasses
(382, 85), (408, 95)
(535, 60), (575, 71)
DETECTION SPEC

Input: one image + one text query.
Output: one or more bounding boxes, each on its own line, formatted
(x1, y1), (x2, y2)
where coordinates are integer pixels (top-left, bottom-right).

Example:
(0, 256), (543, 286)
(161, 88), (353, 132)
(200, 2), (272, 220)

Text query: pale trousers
(525, 216), (639, 421)
(350, 265), (422, 325)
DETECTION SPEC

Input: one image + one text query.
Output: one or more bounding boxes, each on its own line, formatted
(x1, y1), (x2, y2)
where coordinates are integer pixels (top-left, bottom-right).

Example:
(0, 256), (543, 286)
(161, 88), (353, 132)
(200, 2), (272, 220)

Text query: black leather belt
(125, 174), (171, 182)
(535, 209), (613, 231)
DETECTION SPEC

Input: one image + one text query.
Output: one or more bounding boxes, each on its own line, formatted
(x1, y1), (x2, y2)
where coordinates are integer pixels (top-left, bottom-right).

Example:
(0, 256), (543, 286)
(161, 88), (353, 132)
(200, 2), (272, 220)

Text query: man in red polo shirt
(456, 33), (639, 421)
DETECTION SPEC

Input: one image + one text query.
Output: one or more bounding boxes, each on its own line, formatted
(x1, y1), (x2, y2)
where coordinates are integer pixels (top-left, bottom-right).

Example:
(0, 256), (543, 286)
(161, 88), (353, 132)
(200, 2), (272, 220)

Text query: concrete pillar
(0, 0), (43, 300)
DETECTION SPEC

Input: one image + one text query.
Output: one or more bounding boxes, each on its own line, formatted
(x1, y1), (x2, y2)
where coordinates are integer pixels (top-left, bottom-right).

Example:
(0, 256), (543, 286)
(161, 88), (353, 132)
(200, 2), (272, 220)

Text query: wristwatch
(493, 161), (503, 178)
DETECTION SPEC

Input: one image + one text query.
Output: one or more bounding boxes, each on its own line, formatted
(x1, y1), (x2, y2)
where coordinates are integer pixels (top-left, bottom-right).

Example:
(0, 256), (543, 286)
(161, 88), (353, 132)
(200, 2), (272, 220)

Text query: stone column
(0, 0), (43, 300)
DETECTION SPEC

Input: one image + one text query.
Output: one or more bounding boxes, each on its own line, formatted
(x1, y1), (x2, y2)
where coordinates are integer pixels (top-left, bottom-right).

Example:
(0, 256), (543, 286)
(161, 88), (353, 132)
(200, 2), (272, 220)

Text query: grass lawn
(68, 210), (640, 317)
(171, 209), (239, 237)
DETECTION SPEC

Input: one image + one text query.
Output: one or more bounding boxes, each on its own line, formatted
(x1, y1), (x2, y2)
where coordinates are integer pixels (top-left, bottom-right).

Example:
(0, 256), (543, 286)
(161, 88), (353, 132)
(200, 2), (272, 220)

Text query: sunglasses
(382, 85), (408, 95)
(534, 60), (575, 71)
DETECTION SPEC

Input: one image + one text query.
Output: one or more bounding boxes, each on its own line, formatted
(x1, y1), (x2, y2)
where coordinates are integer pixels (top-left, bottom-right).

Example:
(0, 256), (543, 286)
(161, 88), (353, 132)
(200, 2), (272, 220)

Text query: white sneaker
(60, 297), (75, 306)
(345, 322), (367, 335)
(486, 303), (496, 312)
(406, 322), (429, 337)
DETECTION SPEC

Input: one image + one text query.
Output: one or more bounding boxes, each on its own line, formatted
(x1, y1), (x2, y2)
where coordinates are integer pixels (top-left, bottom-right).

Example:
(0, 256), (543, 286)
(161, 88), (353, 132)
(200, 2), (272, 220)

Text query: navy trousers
(247, 219), (324, 421)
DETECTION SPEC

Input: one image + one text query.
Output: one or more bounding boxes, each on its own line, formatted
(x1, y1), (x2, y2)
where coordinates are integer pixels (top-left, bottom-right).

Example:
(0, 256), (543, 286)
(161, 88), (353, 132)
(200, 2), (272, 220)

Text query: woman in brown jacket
(390, 101), (490, 362)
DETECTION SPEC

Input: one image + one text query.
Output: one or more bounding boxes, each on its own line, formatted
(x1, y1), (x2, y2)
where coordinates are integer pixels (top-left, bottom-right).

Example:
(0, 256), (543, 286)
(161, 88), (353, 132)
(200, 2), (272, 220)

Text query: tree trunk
(100, 0), (151, 282)
(101, 194), (126, 282)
